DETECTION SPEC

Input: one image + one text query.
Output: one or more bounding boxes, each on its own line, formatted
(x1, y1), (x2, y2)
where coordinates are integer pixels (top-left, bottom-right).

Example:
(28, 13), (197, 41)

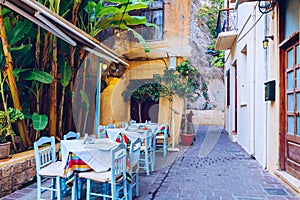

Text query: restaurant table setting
(60, 137), (119, 187)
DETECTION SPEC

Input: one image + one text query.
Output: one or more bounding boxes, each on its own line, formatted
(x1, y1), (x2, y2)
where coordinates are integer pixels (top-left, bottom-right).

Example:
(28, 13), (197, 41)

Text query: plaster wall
(225, 2), (280, 172)
(100, 59), (183, 145)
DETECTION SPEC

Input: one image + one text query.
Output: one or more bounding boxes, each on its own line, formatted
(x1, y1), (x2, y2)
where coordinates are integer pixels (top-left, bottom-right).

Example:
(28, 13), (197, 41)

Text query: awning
(0, 0), (128, 66)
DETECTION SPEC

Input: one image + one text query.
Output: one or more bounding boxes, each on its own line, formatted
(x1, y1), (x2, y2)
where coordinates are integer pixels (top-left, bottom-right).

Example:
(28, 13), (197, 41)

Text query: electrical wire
(236, 13), (264, 43)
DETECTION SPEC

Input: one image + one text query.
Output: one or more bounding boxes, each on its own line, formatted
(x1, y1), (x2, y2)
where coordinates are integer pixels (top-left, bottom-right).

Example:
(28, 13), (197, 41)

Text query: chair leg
(145, 152), (150, 176)
(163, 140), (167, 157)
(51, 178), (56, 200)
(56, 177), (62, 200)
(37, 175), (42, 200)
(78, 177), (83, 199)
(71, 175), (77, 200)
(86, 179), (91, 200)
(135, 174), (139, 197)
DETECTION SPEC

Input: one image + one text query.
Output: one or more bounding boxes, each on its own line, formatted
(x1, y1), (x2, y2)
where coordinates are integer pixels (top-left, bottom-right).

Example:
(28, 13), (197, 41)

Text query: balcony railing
(216, 8), (238, 37)
(215, 8), (238, 50)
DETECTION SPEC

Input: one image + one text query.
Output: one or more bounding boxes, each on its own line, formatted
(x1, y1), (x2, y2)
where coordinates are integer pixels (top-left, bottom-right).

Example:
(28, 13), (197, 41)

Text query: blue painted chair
(128, 138), (141, 199)
(107, 123), (117, 128)
(130, 120), (136, 125)
(34, 136), (65, 200)
(154, 124), (169, 157)
(139, 130), (154, 176)
(63, 131), (82, 200)
(63, 131), (80, 140)
(79, 143), (128, 200)
(122, 121), (129, 128)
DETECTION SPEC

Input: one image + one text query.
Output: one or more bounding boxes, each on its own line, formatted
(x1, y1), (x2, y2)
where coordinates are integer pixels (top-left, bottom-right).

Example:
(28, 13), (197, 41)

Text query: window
(284, 0), (299, 39)
(131, 0), (164, 41)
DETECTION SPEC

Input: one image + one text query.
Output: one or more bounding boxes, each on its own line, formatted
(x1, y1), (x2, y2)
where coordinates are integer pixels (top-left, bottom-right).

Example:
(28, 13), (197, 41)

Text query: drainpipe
(264, 13), (269, 169)
(251, 8), (256, 157)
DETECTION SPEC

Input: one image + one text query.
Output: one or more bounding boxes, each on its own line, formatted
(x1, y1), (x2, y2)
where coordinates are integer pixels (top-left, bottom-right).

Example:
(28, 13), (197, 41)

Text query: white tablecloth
(106, 128), (125, 141)
(60, 138), (118, 172)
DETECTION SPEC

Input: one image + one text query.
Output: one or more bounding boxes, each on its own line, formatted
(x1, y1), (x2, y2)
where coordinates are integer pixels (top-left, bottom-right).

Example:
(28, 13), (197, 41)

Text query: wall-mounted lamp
(262, 35), (274, 49)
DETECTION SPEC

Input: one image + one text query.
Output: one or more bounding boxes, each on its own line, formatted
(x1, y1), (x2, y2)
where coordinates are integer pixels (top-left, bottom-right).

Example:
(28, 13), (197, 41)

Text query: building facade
(218, 0), (300, 193)
(100, 0), (192, 145)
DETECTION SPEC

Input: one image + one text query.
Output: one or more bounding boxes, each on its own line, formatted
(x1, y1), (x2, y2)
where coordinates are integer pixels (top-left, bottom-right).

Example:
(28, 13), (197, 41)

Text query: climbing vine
(197, 0), (224, 67)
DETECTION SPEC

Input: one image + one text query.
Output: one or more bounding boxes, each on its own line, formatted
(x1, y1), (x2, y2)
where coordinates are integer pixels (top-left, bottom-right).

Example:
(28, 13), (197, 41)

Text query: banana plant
(14, 69), (53, 140)
(80, 89), (90, 134)
(58, 59), (72, 138)
(83, 0), (156, 52)
(0, 6), (32, 148)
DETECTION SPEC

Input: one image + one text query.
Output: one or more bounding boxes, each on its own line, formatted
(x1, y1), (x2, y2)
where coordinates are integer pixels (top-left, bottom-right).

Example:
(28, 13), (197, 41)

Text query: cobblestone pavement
(1, 126), (299, 200)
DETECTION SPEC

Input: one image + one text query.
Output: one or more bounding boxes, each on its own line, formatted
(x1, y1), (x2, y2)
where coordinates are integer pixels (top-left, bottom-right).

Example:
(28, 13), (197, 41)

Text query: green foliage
(20, 70), (53, 84)
(0, 108), (24, 143)
(59, 61), (72, 87)
(32, 112), (48, 131)
(154, 60), (205, 103)
(198, 0), (224, 68)
(83, 0), (153, 52)
(122, 80), (162, 103)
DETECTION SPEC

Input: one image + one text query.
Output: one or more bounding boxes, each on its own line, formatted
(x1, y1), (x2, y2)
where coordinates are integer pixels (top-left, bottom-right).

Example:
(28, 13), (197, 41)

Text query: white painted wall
(224, 2), (279, 170)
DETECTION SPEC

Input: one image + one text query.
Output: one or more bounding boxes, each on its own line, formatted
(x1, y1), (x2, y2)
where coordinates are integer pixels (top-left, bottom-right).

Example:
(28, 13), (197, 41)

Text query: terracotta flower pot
(0, 142), (11, 159)
(180, 134), (194, 146)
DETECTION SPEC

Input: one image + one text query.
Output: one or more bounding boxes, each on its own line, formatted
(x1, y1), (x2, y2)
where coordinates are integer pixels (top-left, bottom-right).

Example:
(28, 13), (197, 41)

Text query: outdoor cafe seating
(33, 121), (168, 199)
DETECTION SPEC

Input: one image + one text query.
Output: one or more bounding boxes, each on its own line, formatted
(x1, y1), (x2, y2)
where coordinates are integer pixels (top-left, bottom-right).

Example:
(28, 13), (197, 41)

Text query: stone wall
(0, 150), (36, 197)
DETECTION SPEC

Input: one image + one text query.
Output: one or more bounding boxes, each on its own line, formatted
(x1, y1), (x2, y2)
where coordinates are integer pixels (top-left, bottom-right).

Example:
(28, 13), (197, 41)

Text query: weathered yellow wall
(100, 59), (184, 145)
(113, 0), (192, 57)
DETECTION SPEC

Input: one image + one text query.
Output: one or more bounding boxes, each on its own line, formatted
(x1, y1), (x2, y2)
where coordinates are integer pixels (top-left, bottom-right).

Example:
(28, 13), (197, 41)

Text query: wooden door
(281, 37), (300, 179)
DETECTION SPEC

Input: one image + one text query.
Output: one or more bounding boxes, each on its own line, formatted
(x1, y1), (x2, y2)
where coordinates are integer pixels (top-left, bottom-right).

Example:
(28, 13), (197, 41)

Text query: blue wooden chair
(154, 124), (169, 157)
(34, 136), (65, 200)
(107, 123), (117, 128)
(130, 120), (136, 125)
(63, 131), (80, 140)
(139, 130), (154, 176)
(62, 131), (82, 200)
(128, 138), (141, 199)
(79, 143), (128, 200)
(122, 121), (129, 128)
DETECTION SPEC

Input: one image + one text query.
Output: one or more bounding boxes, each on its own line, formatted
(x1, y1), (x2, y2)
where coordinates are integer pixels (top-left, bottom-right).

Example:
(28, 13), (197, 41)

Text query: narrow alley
(137, 126), (299, 200)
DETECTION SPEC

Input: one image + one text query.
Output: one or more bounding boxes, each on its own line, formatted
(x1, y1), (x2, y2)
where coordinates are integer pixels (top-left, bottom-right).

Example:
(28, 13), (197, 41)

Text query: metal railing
(216, 8), (238, 37)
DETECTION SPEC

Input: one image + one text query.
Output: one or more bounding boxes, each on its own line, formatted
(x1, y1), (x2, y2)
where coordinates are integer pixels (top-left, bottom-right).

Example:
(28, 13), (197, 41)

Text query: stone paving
(1, 126), (299, 200)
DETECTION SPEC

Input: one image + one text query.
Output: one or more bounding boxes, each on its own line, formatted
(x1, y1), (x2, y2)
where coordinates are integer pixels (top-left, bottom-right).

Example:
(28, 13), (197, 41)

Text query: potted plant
(0, 73), (24, 159)
(180, 113), (195, 146)
(154, 60), (207, 146)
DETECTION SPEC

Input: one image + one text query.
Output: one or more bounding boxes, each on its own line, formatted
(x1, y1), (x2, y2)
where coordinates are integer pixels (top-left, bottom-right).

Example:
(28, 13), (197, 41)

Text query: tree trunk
(49, 35), (58, 137)
(67, 0), (82, 131)
(138, 102), (142, 123)
(0, 6), (30, 149)
(58, 86), (66, 138)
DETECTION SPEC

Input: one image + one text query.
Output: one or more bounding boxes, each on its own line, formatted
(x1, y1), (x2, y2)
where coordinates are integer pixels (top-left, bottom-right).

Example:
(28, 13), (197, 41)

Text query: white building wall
(225, 2), (279, 170)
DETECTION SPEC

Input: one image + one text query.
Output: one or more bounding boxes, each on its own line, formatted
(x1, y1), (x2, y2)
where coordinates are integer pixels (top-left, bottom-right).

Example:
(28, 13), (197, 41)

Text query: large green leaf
(21, 70), (53, 84)
(59, 62), (72, 87)
(7, 21), (33, 45)
(80, 90), (90, 110)
(32, 112), (48, 131)
(127, 27), (150, 52)
(13, 68), (30, 79)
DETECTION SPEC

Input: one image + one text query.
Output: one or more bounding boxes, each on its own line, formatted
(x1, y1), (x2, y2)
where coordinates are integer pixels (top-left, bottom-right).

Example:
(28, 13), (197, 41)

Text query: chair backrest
(107, 123), (116, 128)
(130, 120), (136, 125)
(97, 125), (107, 138)
(144, 129), (154, 151)
(34, 136), (56, 172)
(111, 143), (127, 182)
(121, 122), (129, 128)
(63, 131), (80, 140)
(129, 138), (141, 173)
